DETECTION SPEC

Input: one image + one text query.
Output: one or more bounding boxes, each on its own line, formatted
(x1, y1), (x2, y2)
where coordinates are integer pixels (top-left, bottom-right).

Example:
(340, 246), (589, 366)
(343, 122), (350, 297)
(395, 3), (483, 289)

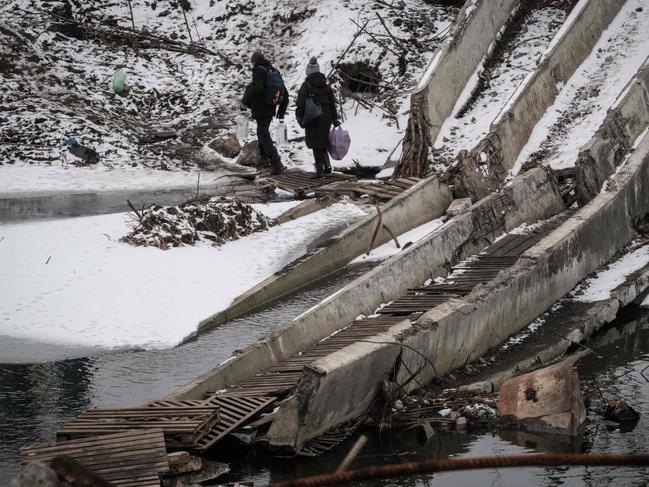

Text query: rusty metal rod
(268, 454), (649, 487)
(336, 435), (368, 472)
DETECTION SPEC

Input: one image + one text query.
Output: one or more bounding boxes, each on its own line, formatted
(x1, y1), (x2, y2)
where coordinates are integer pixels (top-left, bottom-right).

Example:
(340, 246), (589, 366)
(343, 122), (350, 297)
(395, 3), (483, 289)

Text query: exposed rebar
(268, 453), (649, 487)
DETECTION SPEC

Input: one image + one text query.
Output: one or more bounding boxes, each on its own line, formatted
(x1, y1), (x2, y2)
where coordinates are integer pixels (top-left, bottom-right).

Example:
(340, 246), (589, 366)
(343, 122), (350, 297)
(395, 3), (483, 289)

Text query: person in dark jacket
(241, 51), (288, 175)
(296, 57), (340, 178)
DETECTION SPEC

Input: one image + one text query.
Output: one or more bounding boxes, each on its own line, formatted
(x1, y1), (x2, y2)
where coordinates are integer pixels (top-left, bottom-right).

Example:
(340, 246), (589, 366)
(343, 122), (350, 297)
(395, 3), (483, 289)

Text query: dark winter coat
(296, 72), (339, 150)
(242, 58), (289, 121)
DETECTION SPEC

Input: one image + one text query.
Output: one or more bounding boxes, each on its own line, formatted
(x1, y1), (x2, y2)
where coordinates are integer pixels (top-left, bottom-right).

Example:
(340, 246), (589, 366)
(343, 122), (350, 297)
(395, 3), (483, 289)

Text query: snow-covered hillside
(0, 0), (456, 193)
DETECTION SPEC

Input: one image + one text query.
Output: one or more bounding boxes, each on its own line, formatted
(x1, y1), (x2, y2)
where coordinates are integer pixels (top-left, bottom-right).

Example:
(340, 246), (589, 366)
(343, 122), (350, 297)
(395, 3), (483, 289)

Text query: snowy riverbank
(0, 201), (365, 352)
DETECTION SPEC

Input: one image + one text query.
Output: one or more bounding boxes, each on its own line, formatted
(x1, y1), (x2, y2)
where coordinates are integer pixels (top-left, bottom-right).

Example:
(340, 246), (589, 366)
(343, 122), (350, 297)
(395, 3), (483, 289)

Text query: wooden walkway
(58, 405), (220, 449)
(261, 169), (422, 202)
(21, 429), (168, 487)
(262, 169), (356, 197)
(316, 177), (423, 201)
(202, 233), (544, 455)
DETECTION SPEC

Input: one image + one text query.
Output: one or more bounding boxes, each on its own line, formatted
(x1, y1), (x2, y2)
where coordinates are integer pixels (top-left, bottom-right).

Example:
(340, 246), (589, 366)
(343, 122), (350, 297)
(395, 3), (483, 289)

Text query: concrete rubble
(498, 356), (586, 436)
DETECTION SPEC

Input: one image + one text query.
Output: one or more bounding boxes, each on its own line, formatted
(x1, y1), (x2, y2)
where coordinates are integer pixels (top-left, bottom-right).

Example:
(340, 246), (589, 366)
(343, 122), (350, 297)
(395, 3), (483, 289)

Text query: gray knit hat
(306, 56), (320, 76)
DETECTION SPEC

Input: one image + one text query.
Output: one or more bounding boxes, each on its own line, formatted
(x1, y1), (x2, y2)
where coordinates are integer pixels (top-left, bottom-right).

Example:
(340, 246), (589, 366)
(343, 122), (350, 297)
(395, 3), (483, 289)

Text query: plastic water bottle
(112, 68), (126, 94)
(276, 120), (287, 146)
(237, 110), (249, 144)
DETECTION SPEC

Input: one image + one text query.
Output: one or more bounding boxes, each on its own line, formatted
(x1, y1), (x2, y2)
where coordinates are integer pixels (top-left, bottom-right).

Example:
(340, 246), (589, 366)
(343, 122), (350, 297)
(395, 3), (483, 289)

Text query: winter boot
(324, 159), (332, 175)
(270, 162), (286, 175)
(312, 163), (325, 179)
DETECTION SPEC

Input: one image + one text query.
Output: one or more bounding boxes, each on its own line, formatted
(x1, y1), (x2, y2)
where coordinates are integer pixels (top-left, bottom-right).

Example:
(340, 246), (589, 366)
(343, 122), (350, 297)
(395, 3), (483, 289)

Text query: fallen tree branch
(327, 18), (371, 81)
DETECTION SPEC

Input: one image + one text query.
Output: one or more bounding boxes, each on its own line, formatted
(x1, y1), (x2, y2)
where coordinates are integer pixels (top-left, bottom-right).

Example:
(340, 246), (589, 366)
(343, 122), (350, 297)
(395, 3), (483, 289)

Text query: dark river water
(3, 290), (649, 485)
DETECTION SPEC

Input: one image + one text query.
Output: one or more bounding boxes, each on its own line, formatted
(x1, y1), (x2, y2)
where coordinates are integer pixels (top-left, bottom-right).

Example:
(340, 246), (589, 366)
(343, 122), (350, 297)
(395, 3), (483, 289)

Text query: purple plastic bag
(328, 126), (351, 161)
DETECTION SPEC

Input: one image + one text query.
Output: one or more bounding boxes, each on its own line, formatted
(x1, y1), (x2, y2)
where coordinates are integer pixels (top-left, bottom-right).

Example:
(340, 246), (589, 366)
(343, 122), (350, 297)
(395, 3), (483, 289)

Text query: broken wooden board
(21, 429), (168, 487)
(260, 169), (356, 198)
(58, 406), (220, 449)
(316, 177), (423, 202)
(149, 396), (275, 453)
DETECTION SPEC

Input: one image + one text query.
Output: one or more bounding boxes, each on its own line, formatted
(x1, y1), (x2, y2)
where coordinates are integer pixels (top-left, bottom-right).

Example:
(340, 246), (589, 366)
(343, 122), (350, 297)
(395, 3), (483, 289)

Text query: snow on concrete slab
(433, 6), (566, 161)
(574, 244), (649, 303)
(351, 216), (446, 263)
(0, 202), (366, 350)
(511, 0), (649, 175)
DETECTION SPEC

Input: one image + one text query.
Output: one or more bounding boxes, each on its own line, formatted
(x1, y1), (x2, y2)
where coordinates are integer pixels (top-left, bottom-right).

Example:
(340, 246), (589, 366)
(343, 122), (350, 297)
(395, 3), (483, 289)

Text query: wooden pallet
(58, 406), (220, 449)
(21, 429), (168, 487)
(149, 396), (275, 453)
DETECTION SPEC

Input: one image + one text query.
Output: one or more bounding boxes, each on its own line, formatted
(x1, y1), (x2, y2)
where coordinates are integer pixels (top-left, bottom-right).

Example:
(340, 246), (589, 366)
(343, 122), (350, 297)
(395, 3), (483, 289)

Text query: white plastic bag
(237, 111), (249, 144)
(276, 120), (287, 146)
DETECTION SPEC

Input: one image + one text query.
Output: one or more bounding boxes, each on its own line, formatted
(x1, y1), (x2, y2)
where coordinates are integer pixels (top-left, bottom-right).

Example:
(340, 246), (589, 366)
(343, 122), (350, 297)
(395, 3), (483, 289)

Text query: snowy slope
(511, 0), (649, 174)
(0, 0), (456, 193)
(433, 5), (567, 162)
(0, 201), (365, 349)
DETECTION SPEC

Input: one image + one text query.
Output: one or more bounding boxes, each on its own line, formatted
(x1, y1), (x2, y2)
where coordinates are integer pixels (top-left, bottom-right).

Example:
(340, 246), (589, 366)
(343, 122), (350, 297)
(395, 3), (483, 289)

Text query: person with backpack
(242, 51), (288, 175)
(296, 57), (341, 178)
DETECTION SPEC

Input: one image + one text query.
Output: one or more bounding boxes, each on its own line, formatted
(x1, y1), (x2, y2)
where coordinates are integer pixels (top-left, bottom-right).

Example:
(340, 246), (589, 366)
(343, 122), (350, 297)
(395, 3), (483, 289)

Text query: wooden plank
(357, 184), (400, 197)
(194, 395), (275, 452)
(21, 429), (167, 487)
(349, 186), (392, 200)
(382, 179), (412, 190)
(59, 406), (219, 445)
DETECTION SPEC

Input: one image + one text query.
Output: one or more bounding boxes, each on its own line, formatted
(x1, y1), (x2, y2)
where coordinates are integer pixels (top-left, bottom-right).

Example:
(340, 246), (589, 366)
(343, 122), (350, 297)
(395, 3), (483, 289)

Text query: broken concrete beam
(575, 61), (649, 205)
(170, 167), (563, 403)
(271, 129), (649, 448)
(452, 0), (626, 199)
(446, 198), (472, 217)
(498, 357), (586, 436)
(407, 0), (519, 147)
(167, 451), (203, 475)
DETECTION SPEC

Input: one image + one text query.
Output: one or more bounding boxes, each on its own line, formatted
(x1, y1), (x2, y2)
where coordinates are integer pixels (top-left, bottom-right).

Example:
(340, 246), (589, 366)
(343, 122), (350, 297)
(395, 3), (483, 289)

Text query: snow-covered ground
(351, 216), (446, 263)
(433, 5), (566, 162)
(511, 0), (649, 174)
(0, 0), (456, 195)
(0, 201), (365, 350)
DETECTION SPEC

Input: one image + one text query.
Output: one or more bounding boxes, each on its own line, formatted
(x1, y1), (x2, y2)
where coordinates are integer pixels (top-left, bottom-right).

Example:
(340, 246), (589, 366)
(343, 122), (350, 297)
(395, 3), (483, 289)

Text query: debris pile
(121, 197), (275, 249)
(384, 389), (498, 433)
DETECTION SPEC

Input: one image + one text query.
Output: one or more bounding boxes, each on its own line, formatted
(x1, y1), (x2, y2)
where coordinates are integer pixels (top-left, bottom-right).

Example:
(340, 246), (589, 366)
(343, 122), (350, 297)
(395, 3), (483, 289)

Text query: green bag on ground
(112, 69), (126, 94)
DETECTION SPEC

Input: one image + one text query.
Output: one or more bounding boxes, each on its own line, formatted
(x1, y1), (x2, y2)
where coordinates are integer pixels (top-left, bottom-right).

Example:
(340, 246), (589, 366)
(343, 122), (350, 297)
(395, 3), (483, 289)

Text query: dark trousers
(313, 149), (331, 175)
(256, 117), (281, 166)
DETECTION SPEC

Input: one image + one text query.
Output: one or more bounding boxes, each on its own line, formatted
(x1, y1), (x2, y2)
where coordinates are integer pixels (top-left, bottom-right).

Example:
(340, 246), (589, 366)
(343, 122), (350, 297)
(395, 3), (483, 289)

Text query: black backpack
(258, 66), (287, 106)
